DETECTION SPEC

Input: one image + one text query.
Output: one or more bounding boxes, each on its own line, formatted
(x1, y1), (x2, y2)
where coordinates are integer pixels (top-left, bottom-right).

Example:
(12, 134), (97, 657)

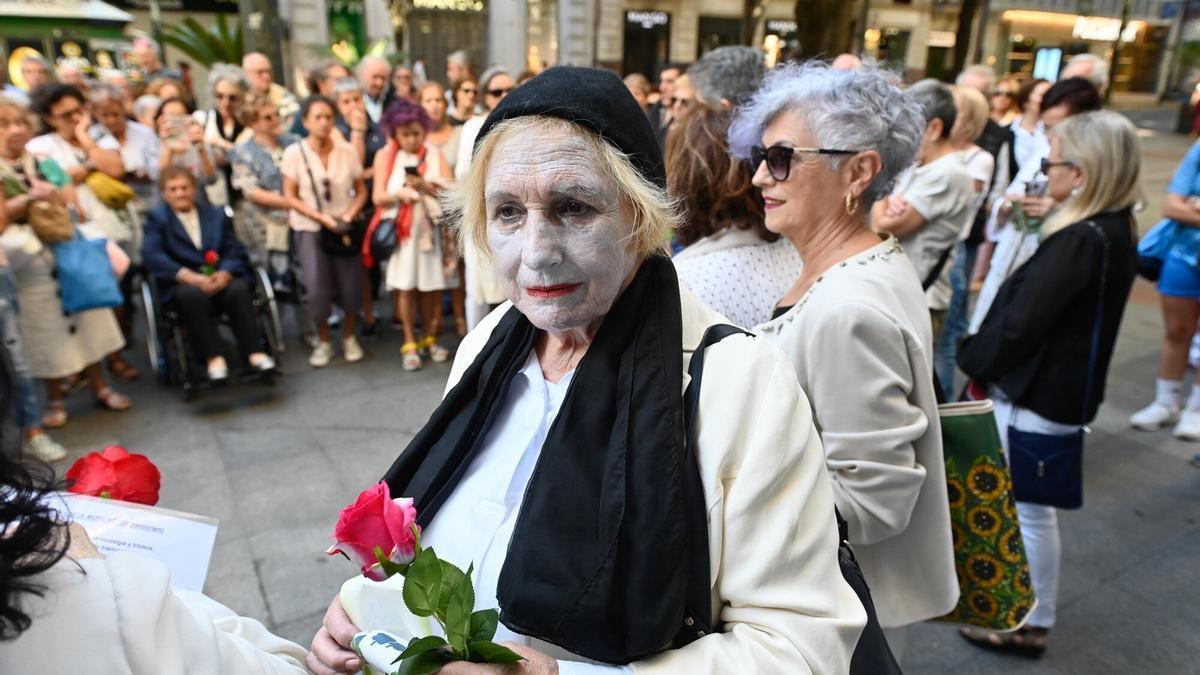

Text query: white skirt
(384, 220), (456, 293)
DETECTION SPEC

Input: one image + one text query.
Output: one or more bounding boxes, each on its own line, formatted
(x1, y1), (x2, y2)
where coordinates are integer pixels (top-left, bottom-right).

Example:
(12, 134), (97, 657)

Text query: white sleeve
(558, 661), (633, 674)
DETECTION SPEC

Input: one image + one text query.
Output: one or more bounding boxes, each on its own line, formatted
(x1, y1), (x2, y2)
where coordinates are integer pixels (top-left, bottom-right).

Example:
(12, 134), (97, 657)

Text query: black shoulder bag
(298, 143), (366, 257)
(1006, 221), (1109, 509)
(685, 325), (901, 674)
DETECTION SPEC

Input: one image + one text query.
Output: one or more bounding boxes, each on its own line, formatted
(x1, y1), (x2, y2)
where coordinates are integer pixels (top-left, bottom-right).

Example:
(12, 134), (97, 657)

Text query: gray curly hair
(207, 62), (249, 96)
(728, 61), (924, 207)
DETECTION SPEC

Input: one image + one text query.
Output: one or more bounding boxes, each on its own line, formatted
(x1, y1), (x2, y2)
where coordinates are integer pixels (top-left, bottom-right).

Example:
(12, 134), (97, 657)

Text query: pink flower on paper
(328, 482), (420, 580)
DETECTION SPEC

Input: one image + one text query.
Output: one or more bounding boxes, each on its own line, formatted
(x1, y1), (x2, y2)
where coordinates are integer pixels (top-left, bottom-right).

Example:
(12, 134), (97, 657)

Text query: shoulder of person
(24, 134), (53, 154)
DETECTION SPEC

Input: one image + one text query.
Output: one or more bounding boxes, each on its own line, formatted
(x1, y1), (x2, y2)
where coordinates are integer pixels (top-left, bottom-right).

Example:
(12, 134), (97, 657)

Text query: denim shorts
(1159, 255), (1200, 299)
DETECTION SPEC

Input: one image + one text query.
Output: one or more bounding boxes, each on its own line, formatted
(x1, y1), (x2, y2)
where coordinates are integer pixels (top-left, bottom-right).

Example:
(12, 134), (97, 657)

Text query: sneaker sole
(1131, 420), (1176, 431)
(1173, 430), (1200, 442)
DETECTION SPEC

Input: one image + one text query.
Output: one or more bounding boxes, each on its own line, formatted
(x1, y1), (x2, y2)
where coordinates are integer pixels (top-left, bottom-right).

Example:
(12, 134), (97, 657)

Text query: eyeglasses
(53, 106), (83, 121)
(989, 90), (1015, 98)
(486, 87), (513, 98)
(750, 144), (860, 182)
(1039, 158), (1075, 174)
(260, 112), (280, 121)
(215, 93), (241, 101)
(460, 88), (477, 95)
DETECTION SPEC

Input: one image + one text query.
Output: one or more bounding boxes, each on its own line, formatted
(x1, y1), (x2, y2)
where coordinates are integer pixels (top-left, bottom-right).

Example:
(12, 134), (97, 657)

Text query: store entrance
(623, 10), (670, 77)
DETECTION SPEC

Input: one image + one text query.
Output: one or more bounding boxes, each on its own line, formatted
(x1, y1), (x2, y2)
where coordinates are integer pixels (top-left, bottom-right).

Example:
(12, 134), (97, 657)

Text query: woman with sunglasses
(732, 62), (958, 661)
(989, 75), (1021, 126)
(282, 95), (369, 368)
(230, 92), (297, 264)
(448, 78), (477, 126)
(196, 64), (252, 207)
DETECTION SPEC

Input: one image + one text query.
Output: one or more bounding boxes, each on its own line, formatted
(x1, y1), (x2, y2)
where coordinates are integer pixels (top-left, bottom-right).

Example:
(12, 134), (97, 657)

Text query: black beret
(474, 66), (666, 189)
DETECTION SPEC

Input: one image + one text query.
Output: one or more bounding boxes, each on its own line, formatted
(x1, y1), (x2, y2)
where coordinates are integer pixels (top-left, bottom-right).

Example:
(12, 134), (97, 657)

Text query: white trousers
(991, 390), (1077, 629)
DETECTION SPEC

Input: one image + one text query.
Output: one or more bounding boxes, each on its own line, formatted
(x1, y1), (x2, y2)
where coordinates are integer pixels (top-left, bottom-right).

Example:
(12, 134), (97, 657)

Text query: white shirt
(422, 352), (628, 674)
(1009, 116), (1049, 177)
(365, 93), (386, 123)
(174, 207), (202, 249)
(672, 228), (801, 328)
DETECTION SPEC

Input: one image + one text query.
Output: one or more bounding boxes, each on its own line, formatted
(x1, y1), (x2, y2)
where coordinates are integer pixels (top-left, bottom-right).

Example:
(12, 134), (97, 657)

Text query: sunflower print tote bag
(935, 399), (1038, 631)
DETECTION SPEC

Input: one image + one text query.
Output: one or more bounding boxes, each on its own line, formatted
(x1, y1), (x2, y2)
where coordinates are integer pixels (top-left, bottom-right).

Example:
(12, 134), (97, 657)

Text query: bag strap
(678, 323), (751, 645)
(1081, 219), (1110, 423)
(922, 243), (954, 291)
(297, 142), (323, 213)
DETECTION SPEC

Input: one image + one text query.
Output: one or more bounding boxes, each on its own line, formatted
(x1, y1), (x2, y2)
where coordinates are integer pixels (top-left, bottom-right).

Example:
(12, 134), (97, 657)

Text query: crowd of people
(0, 39), (1165, 674)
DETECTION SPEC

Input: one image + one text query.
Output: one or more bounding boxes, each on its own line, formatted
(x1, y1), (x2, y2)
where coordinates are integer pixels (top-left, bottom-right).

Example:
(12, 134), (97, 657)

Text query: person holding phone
(371, 98), (454, 371)
(155, 97), (216, 206)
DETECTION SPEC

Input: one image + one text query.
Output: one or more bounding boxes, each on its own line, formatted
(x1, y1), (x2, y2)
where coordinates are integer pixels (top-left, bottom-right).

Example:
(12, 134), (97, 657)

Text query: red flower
(66, 446), (161, 506)
(203, 250), (220, 266)
(328, 482), (420, 580)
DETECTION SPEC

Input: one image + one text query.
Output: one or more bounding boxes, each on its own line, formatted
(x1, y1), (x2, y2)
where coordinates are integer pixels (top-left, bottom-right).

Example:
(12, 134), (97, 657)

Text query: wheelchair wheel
(253, 265), (285, 355)
(141, 280), (167, 384)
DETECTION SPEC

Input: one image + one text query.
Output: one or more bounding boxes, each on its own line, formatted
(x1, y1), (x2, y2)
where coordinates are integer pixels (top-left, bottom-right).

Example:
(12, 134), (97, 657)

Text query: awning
(0, 0), (132, 23)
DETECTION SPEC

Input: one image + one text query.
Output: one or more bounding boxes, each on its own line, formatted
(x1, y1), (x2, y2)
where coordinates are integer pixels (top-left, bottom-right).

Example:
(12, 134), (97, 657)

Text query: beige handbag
(27, 199), (73, 243)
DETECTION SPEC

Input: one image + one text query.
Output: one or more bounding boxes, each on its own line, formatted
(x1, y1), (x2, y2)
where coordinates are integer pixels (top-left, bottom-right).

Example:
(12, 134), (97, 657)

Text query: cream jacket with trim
(754, 237), (959, 628)
(446, 285), (867, 674)
(1, 551), (309, 674)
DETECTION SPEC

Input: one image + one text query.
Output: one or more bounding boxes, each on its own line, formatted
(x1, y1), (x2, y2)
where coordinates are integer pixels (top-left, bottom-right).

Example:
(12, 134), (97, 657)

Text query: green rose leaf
(442, 563), (475, 655)
(435, 559), (469, 621)
(402, 548), (442, 618)
(395, 649), (452, 675)
(467, 641), (525, 664)
(392, 635), (448, 662)
(468, 609), (499, 643)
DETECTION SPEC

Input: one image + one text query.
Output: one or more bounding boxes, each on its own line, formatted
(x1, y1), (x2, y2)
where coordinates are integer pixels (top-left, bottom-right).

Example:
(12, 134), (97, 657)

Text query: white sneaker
(1174, 409), (1200, 441)
(24, 434), (67, 463)
(343, 336), (364, 363)
(207, 357), (229, 382)
(1130, 401), (1181, 431)
(249, 354), (275, 372)
(309, 341), (334, 368)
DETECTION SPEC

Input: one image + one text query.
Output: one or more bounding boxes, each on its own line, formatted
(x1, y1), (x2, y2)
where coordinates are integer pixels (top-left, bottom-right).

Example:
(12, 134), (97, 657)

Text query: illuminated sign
(929, 30), (956, 48)
(766, 19), (797, 34)
(626, 10), (668, 29)
(1072, 16), (1140, 42)
(411, 0), (484, 11)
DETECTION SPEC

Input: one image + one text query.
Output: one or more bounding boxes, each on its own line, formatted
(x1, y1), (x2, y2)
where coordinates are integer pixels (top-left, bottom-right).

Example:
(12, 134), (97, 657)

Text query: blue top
(1164, 140), (1200, 267)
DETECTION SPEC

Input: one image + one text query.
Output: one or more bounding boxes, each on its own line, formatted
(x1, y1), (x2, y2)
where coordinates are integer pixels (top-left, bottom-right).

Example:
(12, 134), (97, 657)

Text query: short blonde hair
(951, 85), (989, 143)
(1043, 110), (1142, 235)
(444, 116), (678, 260)
(237, 91), (275, 127)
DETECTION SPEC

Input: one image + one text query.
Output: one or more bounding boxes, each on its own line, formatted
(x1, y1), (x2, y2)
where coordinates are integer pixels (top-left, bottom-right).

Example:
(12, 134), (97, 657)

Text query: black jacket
(958, 209), (1137, 425)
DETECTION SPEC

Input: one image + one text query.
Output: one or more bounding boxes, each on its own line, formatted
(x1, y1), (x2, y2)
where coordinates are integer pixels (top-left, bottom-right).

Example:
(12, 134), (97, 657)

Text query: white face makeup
(484, 124), (639, 336)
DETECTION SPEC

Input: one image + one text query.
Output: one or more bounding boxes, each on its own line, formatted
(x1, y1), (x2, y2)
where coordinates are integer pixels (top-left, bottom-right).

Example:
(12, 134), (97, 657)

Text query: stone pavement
(42, 116), (1200, 674)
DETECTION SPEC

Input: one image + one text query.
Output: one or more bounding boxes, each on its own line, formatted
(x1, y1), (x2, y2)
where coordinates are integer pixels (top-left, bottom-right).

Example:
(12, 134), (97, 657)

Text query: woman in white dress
(419, 80), (467, 335)
(372, 98), (456, 371)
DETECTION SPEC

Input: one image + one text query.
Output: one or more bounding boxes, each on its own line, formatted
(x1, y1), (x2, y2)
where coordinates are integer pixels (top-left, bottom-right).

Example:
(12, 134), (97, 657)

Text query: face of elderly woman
(485, 124), (639, 334)
(752, 108), (849, 236)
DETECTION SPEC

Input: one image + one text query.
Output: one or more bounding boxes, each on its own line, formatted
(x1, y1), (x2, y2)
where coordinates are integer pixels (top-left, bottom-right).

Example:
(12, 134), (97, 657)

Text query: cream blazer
(1, 552), (309, 674)
(755, 237), (959, 628)
(446, 286), (867, 674)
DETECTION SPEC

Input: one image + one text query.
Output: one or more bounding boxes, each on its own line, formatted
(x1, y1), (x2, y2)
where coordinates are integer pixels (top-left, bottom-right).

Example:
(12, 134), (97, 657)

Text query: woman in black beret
(307, 67), (865, 674)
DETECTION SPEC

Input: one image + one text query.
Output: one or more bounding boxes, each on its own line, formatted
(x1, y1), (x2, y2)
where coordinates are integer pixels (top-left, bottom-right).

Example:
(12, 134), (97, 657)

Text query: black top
(772, 305), (792, 320)
(958, 209), (1137, 425)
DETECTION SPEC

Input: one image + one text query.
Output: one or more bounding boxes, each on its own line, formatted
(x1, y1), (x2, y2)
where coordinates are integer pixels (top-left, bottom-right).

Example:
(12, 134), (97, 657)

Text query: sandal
(960, 625), (1048, 658)
(455, 317), (468, 337)
(401, 342), (423, 372)
(59, 373), (89, 397)
(42, 400), (67, 429)
(94, 387), (132, 412)
(107, 355), (140, 382)
(421, 336), (450, 364)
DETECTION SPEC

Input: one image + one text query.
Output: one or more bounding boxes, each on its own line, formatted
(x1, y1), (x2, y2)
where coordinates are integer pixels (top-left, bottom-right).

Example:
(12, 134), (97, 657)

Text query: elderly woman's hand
(439, 644), (559, 675)
(306, 596), (362, 675)
(1015, 194), (1055, 219)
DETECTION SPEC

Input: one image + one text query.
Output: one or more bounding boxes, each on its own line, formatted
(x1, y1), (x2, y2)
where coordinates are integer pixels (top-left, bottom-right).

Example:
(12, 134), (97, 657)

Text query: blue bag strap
(1081, 220), (1110, 424)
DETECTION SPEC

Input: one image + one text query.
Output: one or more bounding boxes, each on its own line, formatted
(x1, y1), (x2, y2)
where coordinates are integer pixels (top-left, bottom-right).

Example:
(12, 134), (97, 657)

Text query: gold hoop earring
(844, 192), (859, 215)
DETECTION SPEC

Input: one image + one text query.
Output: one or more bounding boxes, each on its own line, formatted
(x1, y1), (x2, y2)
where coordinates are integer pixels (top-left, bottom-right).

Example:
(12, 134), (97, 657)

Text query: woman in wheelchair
(142, 166), (275, 381)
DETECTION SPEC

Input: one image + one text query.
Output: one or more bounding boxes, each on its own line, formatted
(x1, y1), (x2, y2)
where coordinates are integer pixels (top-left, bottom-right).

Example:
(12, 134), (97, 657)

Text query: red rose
(328, 482), (420, 580)
(66, 446), (161, 506)
(204, 250), (219, 266)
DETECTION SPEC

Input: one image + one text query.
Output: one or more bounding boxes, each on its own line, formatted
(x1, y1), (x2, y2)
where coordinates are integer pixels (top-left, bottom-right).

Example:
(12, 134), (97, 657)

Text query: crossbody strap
(297, 142), (323, 213)
(921, 243), (955, 291)
(1080, 220), (1110, 423)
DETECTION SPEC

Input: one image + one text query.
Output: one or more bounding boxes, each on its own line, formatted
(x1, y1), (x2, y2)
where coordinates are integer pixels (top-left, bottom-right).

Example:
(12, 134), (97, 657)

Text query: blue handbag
(52, 231), (123, 314)
(1007, 221), (1108, 510)
(1136, 218), (1177, 281)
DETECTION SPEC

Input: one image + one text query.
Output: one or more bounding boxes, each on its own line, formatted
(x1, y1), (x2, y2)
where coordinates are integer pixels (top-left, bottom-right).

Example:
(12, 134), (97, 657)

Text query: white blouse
(672, 228), (801, 329)
(421, 352), (628, 674)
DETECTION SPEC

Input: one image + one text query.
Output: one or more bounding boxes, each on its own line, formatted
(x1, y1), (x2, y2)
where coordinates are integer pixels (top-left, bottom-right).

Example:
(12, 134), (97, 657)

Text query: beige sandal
(42, 400), (67, 428)
(95, 387), (132, 412)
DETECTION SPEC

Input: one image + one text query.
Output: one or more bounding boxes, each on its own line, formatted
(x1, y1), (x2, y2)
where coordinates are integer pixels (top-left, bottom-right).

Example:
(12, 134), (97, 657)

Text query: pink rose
(328, 482), (420, 580)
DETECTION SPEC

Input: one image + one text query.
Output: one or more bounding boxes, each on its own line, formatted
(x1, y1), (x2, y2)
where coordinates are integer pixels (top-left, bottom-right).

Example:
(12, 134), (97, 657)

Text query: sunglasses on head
(487, 87), (513, 98)
(750, 144), (860, 182)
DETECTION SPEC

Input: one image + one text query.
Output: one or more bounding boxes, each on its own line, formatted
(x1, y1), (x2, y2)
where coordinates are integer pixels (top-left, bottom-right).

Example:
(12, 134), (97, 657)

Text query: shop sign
(929, 30), (956, 48)
(766, 19), (797, 35)
(627, 10), (669, 30)
(108, 0), (237, 12)
(1072, 16), (1139, 42)
(411, 0), (484, 11)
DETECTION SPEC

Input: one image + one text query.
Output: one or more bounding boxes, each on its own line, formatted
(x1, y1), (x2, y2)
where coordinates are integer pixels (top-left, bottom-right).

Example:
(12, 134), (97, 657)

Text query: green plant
(162, 14), (244, 67)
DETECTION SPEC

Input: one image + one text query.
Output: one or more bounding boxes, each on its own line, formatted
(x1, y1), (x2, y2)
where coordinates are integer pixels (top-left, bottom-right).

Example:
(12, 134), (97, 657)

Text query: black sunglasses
(1039, 158), (1074, 174)
(486, 87), (513, 98)
(750, 144), (860, 181)
(322, 177), (332, 203)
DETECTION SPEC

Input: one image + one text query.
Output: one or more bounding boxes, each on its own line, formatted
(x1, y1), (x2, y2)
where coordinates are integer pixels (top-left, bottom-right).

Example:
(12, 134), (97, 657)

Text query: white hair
(955, 64), (996, 88)
(356, 55), (389, 79)
(728, 61), (924, 207)
(207, 62), (248, 95)
(1065, 53), (1110, 92)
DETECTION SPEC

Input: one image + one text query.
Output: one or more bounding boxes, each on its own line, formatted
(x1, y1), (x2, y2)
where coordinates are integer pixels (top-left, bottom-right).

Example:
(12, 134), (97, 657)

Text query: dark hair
(381, 97), (432, 138)
(159, 164), (198, 189)
(300, 94), (337, 120)
(1040, 77), (1102, 116)
(0, 345), (70, 641)
(153, 96), (193, 127)
(908, 80), (957, 140)
(29, 82), (85, 119)
(1015, 77), (1050, 112)
(666, 106), (771, 246)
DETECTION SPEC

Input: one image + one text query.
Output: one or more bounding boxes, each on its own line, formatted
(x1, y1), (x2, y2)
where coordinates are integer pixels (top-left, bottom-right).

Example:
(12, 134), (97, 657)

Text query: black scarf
(383, 255), (704, 663)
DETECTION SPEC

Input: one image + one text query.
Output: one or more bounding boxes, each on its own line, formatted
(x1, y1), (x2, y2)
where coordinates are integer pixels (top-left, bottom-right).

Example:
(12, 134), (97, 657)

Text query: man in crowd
(648, 64), (679, 146)
(243, 51), (298, 127)
(357, 56), (393, 123)
(133, 37), (181, 82)
(1062, 53), (1110, 97)
(831, 53), (863, 70)
(3, 55), (50, 103)
(687, 46), (765, 111)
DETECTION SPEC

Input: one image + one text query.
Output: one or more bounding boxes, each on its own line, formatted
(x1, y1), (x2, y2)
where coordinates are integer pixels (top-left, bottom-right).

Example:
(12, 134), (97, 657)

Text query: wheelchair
(141, 264), (285, 398)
